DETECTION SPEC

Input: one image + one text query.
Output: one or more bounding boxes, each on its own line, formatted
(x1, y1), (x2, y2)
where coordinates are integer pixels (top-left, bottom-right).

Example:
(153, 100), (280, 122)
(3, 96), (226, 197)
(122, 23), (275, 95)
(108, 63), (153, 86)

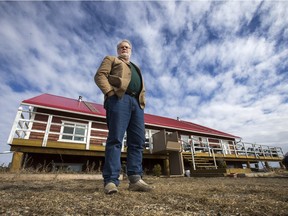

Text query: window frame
(59, 121), (87, 143)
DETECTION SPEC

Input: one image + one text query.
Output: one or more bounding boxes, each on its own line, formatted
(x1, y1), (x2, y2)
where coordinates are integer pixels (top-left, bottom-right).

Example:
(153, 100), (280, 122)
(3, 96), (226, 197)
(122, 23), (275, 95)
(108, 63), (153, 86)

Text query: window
(60, 121), (87, 143)
(180, 135), (190, 152)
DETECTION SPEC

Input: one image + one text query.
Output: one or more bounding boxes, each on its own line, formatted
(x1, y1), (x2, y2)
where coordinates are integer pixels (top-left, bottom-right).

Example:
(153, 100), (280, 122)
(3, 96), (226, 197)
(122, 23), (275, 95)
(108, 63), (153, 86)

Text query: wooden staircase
(193, 157), (216, 170)
(183, 153), (226, 177)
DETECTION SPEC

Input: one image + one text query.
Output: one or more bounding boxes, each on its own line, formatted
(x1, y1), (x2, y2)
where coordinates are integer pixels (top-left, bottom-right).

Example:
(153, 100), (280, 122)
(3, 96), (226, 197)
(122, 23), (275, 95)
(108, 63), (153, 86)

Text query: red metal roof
(22, 93), (239, 139)
(22, 93), (106, 117)
(144, 114), (239, 138)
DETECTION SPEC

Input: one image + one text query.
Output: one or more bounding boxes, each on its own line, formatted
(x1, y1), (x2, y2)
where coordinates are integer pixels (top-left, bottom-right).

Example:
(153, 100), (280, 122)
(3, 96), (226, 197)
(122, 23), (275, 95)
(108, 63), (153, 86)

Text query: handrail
(211, 148), (217, 169)
(181, 136), (283, 159)
(191, 145), (196, 171)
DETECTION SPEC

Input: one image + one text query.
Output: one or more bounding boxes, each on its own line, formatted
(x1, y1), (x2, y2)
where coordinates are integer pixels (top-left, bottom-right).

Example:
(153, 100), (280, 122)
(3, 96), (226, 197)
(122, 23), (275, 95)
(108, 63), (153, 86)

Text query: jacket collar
(118, 56), (130, 65)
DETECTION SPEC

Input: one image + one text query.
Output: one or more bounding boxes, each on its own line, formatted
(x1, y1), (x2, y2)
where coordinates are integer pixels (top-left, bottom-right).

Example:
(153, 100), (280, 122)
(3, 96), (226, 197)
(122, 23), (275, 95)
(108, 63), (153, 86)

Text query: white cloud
(1, 1), (288, 165)
(260, 2), (288, 40)
(208, 1), (260, 36)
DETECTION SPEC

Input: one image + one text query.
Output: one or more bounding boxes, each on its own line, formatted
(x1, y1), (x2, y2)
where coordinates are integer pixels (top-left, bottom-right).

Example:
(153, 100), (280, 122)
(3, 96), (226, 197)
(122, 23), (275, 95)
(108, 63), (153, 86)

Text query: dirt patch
(0, 173), (287, 215)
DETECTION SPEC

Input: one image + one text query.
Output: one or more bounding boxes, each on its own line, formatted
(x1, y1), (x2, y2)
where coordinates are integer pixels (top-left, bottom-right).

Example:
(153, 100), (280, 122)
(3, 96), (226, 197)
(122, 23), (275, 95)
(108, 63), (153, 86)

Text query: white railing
(235, 141), (284, 158)
(7, 106), (108, 150)
(7, 105), (284, 159)
(181, 137), (284, 158)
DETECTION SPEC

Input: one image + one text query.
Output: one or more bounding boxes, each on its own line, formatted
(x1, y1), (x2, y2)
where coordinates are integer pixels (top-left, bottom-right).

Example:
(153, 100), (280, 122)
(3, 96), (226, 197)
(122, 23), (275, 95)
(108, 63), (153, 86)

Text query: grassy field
(0, 172), (288, 216)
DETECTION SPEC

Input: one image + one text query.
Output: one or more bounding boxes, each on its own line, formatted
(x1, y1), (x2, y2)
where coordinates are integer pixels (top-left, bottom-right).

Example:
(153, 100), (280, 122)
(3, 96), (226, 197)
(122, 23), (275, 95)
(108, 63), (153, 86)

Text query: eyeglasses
(118, 46), (131, 50)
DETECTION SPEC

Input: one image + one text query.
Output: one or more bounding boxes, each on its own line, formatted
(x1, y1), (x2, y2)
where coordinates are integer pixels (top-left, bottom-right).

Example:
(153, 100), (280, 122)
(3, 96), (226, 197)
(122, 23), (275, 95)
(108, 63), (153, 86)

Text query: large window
(60, 121), (87, 143)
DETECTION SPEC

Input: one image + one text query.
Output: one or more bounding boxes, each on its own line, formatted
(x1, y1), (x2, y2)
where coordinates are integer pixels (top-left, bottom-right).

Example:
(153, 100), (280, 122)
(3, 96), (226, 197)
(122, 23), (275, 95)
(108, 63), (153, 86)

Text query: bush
(216, 159), (227, 169)
(282, 153), (288, 170)
(152, 164), (162, 177)
(0, 163), (10, 173)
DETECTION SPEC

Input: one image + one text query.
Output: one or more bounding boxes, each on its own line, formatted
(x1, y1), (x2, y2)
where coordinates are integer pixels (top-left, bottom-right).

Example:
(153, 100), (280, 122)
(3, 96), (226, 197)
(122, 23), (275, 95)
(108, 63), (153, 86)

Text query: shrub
(152, 164), (162, 177)
(216, 159), (227, 169)
(282, 153), (288, 170)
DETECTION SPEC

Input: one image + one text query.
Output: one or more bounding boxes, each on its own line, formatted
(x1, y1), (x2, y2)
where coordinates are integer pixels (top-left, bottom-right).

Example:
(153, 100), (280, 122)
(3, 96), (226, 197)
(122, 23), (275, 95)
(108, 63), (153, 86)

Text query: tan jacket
(95, 56), (146, 109)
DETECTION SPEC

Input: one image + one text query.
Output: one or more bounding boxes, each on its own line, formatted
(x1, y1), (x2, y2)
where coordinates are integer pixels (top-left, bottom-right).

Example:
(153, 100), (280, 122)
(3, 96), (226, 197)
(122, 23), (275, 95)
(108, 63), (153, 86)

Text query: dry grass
(0, 173), (288, 216)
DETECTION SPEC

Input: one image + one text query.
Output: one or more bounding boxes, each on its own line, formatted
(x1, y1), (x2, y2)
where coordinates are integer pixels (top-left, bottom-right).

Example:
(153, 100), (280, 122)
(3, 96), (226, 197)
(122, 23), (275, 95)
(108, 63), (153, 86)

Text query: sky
(0, 1), (288, 165)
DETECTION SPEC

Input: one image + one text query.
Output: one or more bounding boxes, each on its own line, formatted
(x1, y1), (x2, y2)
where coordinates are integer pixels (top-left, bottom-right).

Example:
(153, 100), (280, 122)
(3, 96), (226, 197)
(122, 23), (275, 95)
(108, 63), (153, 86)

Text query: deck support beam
(279, 161), (284, 169)
(264, 161), (270, 170)
(164, 154), (170, 177)
(246, 161), (251, 169)
(10, 152), (24, 172)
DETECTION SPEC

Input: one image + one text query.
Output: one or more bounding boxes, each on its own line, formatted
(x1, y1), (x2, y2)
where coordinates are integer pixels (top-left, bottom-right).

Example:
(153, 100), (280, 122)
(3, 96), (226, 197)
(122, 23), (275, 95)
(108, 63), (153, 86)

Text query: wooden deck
(10, 138), (166, 159)
(183, 151), (283, 162)
(11, 138), (283, 163)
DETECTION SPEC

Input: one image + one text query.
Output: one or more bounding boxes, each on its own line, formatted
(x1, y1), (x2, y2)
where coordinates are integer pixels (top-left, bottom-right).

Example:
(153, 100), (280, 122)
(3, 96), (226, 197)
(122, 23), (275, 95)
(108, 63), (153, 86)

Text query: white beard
(119, 53), (130, 59)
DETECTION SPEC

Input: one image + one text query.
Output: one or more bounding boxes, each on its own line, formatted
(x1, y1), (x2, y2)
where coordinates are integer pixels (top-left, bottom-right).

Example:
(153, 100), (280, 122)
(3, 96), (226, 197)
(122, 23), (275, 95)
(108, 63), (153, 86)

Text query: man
(95, 39), (153, 194)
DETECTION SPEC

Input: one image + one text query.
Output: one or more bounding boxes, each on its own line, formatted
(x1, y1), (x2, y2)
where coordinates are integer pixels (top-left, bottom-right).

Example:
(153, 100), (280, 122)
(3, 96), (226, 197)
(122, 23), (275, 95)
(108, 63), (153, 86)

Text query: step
(194, 161), (214, 164)
(196, 165), (217, 168)
(184, 158), (211, 162)
(195, 163), (215, 166)
(190, 173), (225, 177)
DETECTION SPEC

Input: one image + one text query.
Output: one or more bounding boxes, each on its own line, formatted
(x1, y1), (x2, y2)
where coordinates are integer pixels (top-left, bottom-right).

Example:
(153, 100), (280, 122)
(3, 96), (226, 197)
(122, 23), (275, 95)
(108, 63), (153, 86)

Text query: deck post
(86, 121), (92, 150)
(42, 115), (53, 147)
(246, 161), (251, 169)
(279, 161), (284, 169)
(10, 152), (24, 172)
(164, 153), (170, 177)
(264, 161), (270, 170)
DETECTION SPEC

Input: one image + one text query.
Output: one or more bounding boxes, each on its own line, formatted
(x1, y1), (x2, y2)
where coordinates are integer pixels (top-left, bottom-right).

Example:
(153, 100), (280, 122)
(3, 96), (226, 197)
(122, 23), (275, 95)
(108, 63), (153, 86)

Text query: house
(7, 93), (285, 176)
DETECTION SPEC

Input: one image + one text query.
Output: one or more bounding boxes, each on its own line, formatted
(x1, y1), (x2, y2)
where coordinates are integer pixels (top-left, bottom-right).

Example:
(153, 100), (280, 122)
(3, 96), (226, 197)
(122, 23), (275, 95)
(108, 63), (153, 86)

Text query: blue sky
(1, 1), (288, 165)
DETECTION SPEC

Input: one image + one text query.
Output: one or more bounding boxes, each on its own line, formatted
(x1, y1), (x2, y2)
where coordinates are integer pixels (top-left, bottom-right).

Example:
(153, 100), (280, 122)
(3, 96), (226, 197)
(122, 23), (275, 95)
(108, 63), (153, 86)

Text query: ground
(0, 173), (287, 216)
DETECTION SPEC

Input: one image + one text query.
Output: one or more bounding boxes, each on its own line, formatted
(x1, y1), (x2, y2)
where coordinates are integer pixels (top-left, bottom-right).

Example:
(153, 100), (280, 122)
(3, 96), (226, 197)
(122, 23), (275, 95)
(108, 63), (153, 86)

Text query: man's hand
(106, 91), (115, 97)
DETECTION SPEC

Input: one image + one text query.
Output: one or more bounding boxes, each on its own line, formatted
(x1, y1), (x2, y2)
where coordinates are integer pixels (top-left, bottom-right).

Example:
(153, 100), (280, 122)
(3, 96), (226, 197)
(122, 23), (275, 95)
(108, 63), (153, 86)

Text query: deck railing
(181, 137), (284, 159)
(7, 106), (108, 150)
(7, 105), (284, 159)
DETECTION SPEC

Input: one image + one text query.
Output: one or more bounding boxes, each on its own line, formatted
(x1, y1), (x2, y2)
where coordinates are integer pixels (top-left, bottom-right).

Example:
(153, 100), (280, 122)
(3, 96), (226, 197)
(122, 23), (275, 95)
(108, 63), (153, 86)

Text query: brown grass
(0, 173), (287, 216)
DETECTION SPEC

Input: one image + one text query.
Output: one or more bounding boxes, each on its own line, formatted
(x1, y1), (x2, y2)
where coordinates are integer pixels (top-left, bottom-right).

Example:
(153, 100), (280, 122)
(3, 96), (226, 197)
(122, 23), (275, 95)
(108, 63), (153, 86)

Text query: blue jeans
(103, 94), (145, 186)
